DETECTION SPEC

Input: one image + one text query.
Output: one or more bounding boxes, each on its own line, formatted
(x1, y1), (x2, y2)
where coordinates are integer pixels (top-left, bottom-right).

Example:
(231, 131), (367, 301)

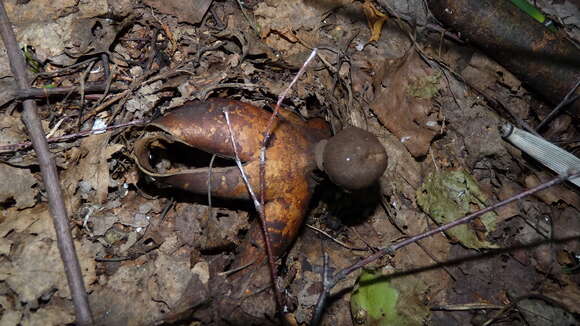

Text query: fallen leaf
(0, 296), (21, 325)
(461, 51), (522, 92)
(543, 276), (580, 314)
(350, 269), (430, 326)
(370, 52), (442, 157)
(0, 163), (38, 209)
(89, 261), (164, 326)
(0, 204), (49, 238)
(416, 170), (498, 249)
(3, 236), (96, 303)
(148, 247), (209, 310)
(361, 0), (388, 42)
(253, 0), (323, 67)
(524, 172), (580, 211)
(517, 297), (577, 326)
(19, 302), (75, 326)
(61, 133), (123, 210)
(495, 176), (522, 221)
(0, 113), (27, 146)
(144, 0), (212, 24)
(0, 237), (12, 256)
(254, 0), (321, 38)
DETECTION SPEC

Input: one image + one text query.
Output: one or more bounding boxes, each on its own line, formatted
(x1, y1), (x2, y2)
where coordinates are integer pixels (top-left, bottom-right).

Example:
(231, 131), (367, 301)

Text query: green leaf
(350, 270), (429, 326)
(416, 170), (498, 249)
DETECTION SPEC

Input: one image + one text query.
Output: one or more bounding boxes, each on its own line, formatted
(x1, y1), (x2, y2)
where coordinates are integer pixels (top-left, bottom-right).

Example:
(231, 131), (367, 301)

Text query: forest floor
(0, 0), (579, 325)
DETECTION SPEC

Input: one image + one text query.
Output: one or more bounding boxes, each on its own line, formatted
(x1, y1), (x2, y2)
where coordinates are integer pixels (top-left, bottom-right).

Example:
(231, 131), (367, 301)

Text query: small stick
(306, 224), (369, 251)
(309, 171), (579, 325)
(15, 82), (115, 100)
(259, 48), (318, 205)
(310, 253), (332, 326)
(262, 48), (319, 146)
(0, 3), (94, 325)
(536, 79), (580, 131)
(218, 260), (256, 277)
(223, 109), (283, 311)
(0, 119), (147, 152)
(253, 48), (318, 315)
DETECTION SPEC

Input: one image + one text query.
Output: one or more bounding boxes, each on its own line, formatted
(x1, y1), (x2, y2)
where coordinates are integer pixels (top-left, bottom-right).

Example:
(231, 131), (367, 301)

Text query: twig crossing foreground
(0, 4), (94, 325)
(309, 171), (580, 325)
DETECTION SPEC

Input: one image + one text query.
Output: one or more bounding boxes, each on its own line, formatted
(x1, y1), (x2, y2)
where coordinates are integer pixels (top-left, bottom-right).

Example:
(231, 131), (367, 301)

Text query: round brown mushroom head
(319, 127), (388, 190)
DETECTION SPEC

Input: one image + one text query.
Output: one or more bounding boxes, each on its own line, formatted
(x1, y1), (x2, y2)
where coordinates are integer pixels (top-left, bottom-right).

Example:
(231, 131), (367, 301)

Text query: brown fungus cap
(320, 127), (388, 190)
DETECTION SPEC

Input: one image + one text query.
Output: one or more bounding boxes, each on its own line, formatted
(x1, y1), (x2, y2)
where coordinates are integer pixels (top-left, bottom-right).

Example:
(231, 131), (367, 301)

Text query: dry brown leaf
(20, 302), (75, 326)
(148, 245), (209, 310)
(254, 0), (323, 67)
(362, 0), (387, 42)
(370, 51), (442, 157)
(543, 276), (580, 314)
(461, 51), (522, 91)
(525, 173), (580, 211)
(90, 261), (164, 326)
(0, 237), (12, 256)
(495, 177), (523, 221)
(3, 235), (96, 303)
(0, 204), (50, 238)
(0, 113), (27, 146)
(0, 163), (38, 209)
(254, 0), (321, 38)
(143, 0), (212, 24)
(61, 133), (123, 210)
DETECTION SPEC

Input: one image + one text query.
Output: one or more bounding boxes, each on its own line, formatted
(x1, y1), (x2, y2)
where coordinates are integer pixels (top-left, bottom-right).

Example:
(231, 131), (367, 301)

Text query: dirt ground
(0, 0), (579, 325)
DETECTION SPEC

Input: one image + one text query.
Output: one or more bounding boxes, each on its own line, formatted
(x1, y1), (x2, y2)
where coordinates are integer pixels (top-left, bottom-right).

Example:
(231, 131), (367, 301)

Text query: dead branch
(15, 81), (117, 100)
(223, 108), (283, 310)
(309, 171), (580, 325)
(536, 79), (580, 131)
(255, 48), (318, 315)
(0, 3), (94, 325)
(0, 119), (146, 153)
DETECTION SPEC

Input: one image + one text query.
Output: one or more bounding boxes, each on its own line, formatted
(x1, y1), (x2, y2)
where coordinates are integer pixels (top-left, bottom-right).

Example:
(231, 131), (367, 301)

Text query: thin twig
(306, 224), (369, 251)
(218, 260), (256, 277)
(235, 0), (259, 34)
(536, 78), (580, 131)
(309, 171), (579, 325)
(311, 253), (332, 326)
(0, 3), (94, 325)
(207, 154), (216, 220)
(85, 54), (114, 112)
(233, 47), (319, 317)
(14, 82), (116, 100)
(36, 56), (101, 79)
(0, 119), (146, 153)
(223, 109), (283, 311)
(260, 48), (318, 205)
(77, 60), (96, 130)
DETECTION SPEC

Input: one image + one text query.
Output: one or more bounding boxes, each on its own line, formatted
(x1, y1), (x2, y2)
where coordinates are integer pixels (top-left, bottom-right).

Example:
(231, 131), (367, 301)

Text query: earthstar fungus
(134, 98), (388, 265)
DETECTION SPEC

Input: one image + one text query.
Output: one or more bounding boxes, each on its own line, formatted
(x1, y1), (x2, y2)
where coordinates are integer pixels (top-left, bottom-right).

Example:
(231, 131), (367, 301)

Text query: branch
(223, 109), (283, 310)
(309, 171), (580, 325)
(535, 78), (580, 131)
(259, 48), (318, 209)
(253, 48), (318, 315)
(0, 119), (146, 153)
(0, 3), (94, 325)
(15, 81), (117, 100)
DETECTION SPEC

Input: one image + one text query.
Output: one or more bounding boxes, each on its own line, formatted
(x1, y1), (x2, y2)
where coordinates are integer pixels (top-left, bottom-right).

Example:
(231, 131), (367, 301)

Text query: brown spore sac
(321, 127), (388, 190)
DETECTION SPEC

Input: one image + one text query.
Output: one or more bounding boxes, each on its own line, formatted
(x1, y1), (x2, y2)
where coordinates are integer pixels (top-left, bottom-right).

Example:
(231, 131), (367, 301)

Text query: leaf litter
(0, 0), (578, 325)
